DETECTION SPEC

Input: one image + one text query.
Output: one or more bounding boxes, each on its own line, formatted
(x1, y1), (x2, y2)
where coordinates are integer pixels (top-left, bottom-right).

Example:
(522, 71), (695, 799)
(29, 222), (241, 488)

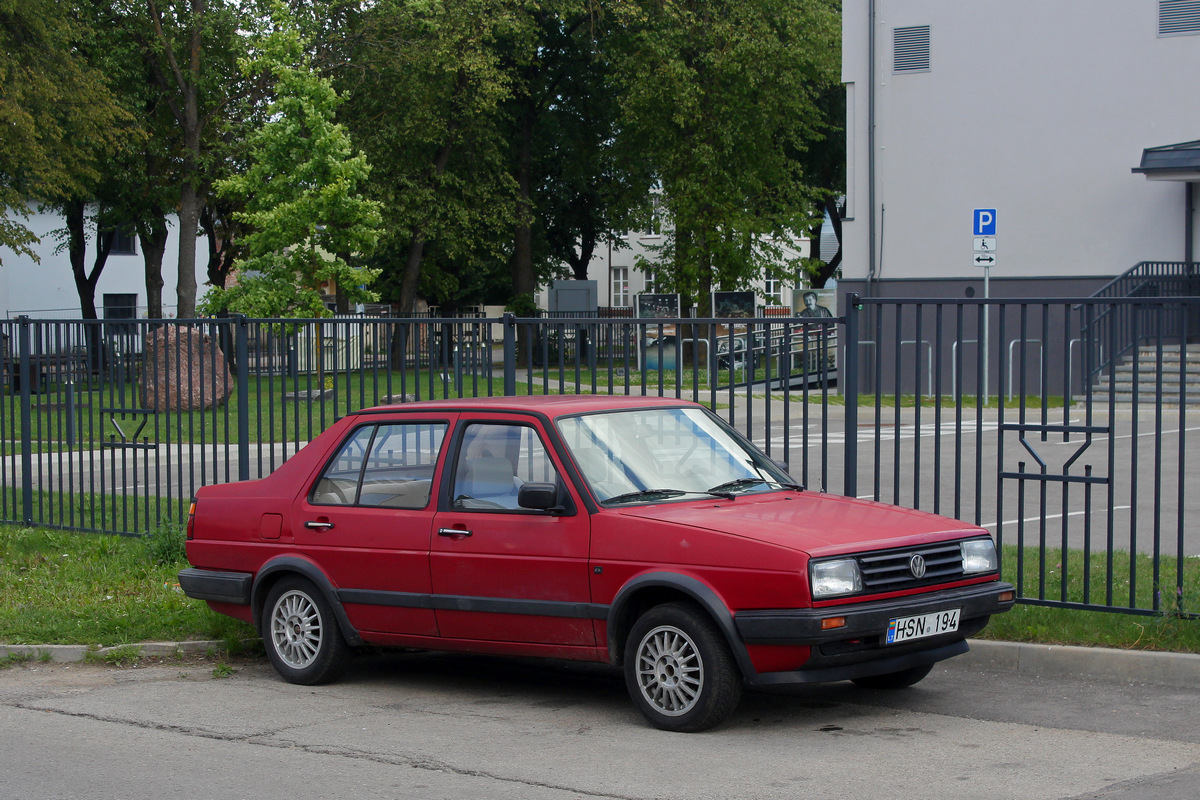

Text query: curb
(3, 638), (1198, 686)
(0, 640), (238, 664)
(960, 639), (1200, 687)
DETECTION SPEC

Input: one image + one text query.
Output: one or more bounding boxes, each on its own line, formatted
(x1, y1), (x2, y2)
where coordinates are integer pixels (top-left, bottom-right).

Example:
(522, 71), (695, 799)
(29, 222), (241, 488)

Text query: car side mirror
(518, 482), (563, 513)
(773, 459), (793, 477)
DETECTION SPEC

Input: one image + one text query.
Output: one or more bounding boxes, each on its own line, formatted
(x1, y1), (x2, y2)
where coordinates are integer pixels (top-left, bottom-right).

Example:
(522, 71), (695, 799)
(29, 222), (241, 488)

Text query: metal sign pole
(983, 264), (990, 402)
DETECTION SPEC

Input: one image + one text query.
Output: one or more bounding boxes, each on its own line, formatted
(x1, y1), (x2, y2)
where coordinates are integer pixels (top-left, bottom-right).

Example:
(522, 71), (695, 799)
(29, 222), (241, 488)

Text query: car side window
(451, 423), (558, 511)
(312, 422), (446, 508)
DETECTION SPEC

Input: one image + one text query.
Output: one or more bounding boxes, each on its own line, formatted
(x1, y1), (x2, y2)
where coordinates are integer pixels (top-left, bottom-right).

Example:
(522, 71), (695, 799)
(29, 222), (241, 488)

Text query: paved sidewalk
(3, 637), (1197, 686)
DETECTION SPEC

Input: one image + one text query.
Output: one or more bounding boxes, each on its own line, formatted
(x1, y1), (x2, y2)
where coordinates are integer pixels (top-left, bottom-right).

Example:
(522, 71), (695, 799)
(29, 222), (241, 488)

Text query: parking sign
(974, 209), (997, 236)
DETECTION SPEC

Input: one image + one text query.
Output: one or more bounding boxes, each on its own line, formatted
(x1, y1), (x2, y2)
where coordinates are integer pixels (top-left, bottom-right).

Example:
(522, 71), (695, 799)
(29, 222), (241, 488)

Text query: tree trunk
(510, 105), (536, 301)
(176, 163), (201, 317)
(139, 214), (169, 318)
(569, 219), (597, 281)
(66, 201), (103, 321)
(397, 137), (457, 316)
(398, 232), (427, 316)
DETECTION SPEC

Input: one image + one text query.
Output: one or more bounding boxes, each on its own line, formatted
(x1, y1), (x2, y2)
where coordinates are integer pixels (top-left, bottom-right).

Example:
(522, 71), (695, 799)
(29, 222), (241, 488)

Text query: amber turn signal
(820, 616), (847, 630)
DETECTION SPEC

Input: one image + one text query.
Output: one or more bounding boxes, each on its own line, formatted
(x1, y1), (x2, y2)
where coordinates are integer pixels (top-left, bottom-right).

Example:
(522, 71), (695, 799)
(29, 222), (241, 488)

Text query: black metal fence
(3, 296), (1196, 618)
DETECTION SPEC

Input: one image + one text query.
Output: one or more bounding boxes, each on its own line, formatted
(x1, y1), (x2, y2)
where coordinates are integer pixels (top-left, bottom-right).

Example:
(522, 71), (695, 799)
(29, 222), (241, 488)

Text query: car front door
(430, 416), (594, 647)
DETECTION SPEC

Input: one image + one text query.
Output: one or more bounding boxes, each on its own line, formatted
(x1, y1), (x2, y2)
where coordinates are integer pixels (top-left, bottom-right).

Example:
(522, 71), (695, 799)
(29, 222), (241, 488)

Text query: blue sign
(974, 208), (997, 236)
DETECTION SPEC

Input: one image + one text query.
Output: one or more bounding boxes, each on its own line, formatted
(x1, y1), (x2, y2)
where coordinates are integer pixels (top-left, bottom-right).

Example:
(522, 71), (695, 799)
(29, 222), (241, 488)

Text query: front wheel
(850, 663), (933, 690)
(624, 602), (742, 732)
(262, 576), (351, 685)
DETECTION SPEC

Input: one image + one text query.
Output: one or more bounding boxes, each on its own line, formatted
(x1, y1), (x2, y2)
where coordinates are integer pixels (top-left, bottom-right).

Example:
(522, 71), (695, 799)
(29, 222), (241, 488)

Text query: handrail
(1079, 262), (1198, 382)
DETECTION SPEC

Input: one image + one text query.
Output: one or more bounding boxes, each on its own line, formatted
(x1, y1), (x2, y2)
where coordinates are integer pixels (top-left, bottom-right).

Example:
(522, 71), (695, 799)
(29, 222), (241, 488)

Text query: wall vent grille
(1160, 0), (1200, 36)
(893, 25), (931, 72)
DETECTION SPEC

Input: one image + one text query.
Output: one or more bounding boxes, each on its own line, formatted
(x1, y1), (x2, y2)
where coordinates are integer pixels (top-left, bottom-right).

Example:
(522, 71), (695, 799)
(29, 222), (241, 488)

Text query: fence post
(843, 294), (860, 499)
(235, 315), (250, 481)
(17, 317), (34, 524)
(503, 313), (516, 396)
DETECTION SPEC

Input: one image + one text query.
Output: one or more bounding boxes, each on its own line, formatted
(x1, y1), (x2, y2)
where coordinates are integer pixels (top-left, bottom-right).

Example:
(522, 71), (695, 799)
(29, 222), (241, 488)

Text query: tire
(624, 602), (742, 732)
(262, 576), (351, 685)
(850, 663), (933, 690)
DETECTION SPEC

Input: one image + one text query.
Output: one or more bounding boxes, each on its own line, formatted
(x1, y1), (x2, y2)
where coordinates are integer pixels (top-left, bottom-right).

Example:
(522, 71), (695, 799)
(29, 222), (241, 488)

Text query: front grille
(858, 542), (965, 593)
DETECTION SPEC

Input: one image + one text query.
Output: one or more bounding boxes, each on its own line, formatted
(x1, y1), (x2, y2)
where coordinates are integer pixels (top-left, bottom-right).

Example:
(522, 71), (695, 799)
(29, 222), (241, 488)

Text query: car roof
(358, 394), (699, 419)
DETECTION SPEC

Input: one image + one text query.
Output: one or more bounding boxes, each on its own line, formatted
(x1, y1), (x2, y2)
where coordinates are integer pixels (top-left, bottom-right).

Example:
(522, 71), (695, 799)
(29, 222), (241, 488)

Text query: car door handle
(305, 520), (334, 530)
(438, 527), (472, 538)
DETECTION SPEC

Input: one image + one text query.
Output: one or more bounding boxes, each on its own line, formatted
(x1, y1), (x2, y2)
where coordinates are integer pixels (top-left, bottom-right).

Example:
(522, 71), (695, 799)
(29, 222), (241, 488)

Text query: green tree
(613, 0), (840, 311)
(202, 4), (381, 319)
(0, 0), (128, 264)
(133, 0), (252, 318)
(505, 2), (652, 299)
(338, 0), (524, 314)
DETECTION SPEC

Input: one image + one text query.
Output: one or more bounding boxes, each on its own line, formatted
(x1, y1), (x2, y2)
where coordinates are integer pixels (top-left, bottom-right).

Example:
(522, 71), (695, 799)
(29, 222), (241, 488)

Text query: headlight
(961, 539), (998, 574)
(810, 558), (862, 598)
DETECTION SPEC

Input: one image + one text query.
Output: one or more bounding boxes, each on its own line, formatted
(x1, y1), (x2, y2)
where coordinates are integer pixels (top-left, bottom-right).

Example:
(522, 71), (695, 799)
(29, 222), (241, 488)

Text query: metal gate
(2, 297), (1196, 617)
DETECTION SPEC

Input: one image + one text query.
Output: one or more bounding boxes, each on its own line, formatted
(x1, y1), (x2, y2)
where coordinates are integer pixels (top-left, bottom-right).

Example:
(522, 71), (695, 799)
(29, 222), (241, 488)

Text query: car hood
(611, 491), (982, 557)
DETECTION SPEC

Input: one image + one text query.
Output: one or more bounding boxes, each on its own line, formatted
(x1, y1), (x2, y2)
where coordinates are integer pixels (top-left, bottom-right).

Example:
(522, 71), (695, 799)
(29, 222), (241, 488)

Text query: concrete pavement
(3, 636), (1198, 687)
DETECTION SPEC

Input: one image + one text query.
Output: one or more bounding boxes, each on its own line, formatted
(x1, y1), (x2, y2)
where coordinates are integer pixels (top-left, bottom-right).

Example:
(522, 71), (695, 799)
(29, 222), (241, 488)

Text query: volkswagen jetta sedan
(180, 395), (1014, 731)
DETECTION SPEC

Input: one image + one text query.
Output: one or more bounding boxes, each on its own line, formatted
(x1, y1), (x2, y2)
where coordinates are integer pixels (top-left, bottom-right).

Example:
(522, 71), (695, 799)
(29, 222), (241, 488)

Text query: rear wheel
(624, 602), (742, 732)
(262, 576), (351, 685)
(851, 663), (933, 690)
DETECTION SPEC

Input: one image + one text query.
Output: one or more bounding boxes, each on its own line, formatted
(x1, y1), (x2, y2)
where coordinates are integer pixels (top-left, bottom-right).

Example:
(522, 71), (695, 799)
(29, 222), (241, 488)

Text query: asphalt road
(1, 651), (1197, 800)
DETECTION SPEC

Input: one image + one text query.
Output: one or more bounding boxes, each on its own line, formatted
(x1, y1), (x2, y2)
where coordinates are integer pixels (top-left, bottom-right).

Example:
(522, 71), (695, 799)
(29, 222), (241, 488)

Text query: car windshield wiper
(604, 488), (735, 505)
(706, 478), (805, 495)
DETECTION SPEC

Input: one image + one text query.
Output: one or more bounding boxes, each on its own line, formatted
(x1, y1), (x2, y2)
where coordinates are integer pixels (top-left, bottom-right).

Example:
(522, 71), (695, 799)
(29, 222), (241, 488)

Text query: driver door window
(451, 423), (558, 511)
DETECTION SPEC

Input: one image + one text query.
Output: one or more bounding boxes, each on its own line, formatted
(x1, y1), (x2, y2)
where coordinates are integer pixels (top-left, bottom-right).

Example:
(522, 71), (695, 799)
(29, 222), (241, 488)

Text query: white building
(840, 0), (1200, 300)
(542, 224), (811, 313)
(0, 205), (199, 319)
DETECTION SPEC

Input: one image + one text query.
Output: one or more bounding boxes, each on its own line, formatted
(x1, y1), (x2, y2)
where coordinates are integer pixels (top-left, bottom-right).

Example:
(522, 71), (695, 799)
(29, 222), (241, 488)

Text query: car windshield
(557, 407), (795, 505)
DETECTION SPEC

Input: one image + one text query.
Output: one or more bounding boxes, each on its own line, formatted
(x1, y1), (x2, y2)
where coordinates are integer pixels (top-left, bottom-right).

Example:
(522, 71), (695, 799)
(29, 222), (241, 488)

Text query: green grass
(973, 543), (1200, 653)
(0, 524), (254, 646)
(1, 523), (1196, 655)
(977, 604), (1200, 653)
(2, 369), (507, 452)
(0, 486), (189, 537)
(999, 543), (1200, 615)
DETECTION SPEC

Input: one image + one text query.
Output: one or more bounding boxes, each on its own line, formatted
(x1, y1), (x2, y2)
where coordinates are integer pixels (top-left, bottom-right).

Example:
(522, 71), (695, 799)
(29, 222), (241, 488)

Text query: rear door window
(312, 422), (447, 508)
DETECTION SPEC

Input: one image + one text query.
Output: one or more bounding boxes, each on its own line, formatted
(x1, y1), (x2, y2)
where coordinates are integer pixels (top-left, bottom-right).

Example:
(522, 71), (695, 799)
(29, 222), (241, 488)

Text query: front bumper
(735, 581), (1015, 686)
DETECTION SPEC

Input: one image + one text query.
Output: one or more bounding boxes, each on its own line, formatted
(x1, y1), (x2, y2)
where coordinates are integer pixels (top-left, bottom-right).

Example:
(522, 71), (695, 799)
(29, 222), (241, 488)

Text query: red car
(180, 395), (1014, 731)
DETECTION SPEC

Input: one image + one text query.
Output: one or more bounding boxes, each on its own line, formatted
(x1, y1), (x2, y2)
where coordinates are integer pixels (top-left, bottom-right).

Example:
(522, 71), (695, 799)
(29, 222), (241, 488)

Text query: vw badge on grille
(908, 553), (927, 578)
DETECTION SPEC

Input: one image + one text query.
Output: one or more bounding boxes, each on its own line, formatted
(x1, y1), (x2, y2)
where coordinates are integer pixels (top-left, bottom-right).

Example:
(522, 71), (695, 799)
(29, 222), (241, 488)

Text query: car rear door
(292, 414), (455, 637)
(430, 414), (594, 647)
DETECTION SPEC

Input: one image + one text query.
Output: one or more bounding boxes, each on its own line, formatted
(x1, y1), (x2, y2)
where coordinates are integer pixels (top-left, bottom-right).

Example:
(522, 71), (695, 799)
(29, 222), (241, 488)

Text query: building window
(103, 229), (137, 256)
(1160, 0), (1200, 36)
(893, 25), (931, 72)
(763, 278), (783, 307)
(611, 267), (630, 307)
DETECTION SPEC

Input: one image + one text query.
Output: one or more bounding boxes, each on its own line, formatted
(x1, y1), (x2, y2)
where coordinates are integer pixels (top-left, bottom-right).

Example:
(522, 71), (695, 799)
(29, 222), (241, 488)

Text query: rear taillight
(186, 500), (196, 540)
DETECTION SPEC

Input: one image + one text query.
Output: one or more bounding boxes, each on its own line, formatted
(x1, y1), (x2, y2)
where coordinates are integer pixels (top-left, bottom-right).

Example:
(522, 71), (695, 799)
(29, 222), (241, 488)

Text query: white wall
(0, 205), (200, 318)
(843, 0), (1200, 285)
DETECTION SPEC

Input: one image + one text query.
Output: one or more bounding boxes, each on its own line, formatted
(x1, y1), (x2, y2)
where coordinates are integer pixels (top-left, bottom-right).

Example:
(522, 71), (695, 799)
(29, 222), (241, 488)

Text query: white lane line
(981, 505), (1132, 529)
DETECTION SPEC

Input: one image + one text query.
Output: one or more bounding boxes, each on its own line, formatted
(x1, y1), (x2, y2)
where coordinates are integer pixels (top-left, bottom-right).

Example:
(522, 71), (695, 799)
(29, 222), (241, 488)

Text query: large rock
(140, 326), (233, 412)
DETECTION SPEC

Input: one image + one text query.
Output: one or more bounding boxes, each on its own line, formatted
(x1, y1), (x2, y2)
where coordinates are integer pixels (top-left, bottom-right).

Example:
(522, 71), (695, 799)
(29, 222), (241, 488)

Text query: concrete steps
(1090, 344), (1200, 405)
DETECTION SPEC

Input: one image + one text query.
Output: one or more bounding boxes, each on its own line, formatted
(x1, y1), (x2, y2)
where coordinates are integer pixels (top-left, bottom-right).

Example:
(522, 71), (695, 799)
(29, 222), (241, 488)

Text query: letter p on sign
(974, 209), (996, 236)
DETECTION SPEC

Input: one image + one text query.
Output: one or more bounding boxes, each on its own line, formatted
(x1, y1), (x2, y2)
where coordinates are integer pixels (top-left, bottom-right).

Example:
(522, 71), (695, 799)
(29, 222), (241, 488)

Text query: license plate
(885, 608), (960, 644)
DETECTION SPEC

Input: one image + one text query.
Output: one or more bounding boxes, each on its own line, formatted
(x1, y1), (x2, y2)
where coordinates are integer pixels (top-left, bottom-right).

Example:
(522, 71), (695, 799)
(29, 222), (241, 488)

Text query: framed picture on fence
(712, 291), (756, 318)
(795, 288), (836, 318)
(636, 293), (681, 319)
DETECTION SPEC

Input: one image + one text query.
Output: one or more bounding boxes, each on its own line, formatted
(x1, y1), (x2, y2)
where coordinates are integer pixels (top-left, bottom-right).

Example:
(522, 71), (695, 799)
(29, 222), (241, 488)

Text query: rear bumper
(735, 581), (1014, 686)
(178, 568), (252, 605)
